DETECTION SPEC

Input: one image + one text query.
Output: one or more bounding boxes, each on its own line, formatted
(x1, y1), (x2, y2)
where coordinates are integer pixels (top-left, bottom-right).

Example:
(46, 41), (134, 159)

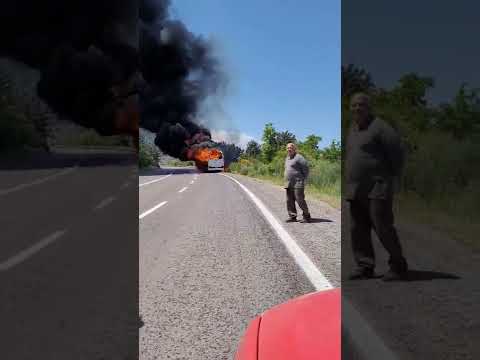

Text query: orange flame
(194, 148), (222, 163)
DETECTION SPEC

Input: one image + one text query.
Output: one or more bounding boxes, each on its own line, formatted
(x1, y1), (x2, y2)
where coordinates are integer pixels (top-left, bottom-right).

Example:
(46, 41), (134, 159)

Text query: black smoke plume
(0, 0), (224, 155)
(0, 0), (139, 136)
(139, 0), (225, 160)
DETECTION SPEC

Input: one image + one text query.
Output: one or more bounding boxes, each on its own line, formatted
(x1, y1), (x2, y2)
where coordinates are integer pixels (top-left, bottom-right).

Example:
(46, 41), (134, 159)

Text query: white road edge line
(342, 300), (398, 360)
(178, 187), (188, 193)
(221, 174), (398, 360)
(139, 174), (172, 187)
(0, 230), (67, 271)
(139, 201), (167, 219)
(94, 196), (116, 210)
(222, 174), (332, 290)
(0, 167), (77, 197)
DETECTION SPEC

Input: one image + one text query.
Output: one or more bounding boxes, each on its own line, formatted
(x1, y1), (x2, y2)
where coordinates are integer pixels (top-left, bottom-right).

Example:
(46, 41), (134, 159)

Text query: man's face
(350, 94), (370, 124)
(287, 144), (296, 157)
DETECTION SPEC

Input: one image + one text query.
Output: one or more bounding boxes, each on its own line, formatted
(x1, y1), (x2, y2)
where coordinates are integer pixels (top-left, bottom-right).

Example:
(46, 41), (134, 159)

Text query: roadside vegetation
(229, 123), (341, 209)
(163, 159), (195, 167)
(0, 73), (48, 152)
(0, 70), (133, 153)
(55, 129), (132, 148)
(342, 64), (480, 246)
(139, 139), (161, 168)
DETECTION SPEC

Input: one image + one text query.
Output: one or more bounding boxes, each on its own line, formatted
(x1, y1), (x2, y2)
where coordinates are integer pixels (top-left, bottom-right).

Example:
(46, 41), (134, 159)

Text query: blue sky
(171, 0), (340, 148)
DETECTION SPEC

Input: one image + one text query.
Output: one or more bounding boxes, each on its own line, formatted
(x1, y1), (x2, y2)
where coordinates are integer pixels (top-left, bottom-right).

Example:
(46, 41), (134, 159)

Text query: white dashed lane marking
(94, 196), (116, 210)
(0, 167), (77, 197)
(139, 174), (172, 187)
(0, 230), (67, 271)
(139, 201), (168, 220)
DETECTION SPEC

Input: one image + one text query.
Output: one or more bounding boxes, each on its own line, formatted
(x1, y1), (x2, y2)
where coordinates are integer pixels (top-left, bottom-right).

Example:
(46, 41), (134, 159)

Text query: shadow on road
(308, 217), (334, 223)
(405, 269), (461, 282)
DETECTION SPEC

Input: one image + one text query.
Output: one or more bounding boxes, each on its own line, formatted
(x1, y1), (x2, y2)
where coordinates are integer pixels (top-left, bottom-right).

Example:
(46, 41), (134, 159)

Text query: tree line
(243, 123), (341, 163)
(342, 64), (480, 145)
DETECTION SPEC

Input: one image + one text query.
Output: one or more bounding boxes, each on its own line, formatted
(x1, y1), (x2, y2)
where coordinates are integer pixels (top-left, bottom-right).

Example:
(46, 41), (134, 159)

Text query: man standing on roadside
(345, 92), (409, 281)
(284, 143), (311, 223)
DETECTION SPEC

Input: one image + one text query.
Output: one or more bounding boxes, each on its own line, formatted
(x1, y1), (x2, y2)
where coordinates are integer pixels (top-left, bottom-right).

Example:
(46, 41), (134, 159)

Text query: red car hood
(235, 288), (340, 360)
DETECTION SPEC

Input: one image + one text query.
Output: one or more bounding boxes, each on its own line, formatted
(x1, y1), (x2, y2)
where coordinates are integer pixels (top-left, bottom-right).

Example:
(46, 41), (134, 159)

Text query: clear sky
(171, 0), (340, 148)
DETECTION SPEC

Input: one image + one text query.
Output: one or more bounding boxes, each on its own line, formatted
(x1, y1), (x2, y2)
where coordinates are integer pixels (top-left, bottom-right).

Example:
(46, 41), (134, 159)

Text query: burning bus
(207, 151), (224, 172)
(190, 146), (224, 172)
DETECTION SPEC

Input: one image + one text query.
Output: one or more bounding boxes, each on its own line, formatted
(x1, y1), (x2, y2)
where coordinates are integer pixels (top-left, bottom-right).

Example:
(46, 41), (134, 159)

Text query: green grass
(395, 132), (479, 248)
(56, 129), (131, 148)
(396, 190), (479, 249)
(163, 159), (195, 167)
(0, 108), (43, 150)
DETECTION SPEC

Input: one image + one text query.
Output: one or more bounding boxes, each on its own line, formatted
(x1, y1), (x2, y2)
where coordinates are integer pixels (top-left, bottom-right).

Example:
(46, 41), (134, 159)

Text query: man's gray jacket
(284, 153), (309, 188)
(345, 117), (405, 200)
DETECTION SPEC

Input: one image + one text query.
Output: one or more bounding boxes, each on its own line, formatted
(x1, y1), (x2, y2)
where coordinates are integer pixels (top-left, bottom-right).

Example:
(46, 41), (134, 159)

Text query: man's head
(286, 143), (297, 157)
(350, 92), (372, 125)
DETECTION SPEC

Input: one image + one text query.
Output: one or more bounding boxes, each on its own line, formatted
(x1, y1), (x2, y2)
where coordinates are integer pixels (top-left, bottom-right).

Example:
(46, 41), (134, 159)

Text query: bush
(401, 131), (480, 219)
(308, 159), (341, 196)
(56, 129), (131, 147)
(0, 110), (39, 150)
(165, 159), (195, 167)
(139, 141), (160, 168)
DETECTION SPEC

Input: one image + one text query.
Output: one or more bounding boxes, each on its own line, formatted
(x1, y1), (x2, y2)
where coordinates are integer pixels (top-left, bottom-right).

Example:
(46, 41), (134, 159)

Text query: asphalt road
(1, 156), (343, 359)
(0, 150), (139, 359)
(342, 200), (480, 359)
(139, 167), (341, 359)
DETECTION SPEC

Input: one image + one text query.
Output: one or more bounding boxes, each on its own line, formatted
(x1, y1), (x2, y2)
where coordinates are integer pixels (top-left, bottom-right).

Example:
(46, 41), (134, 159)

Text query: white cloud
(210, 129), (256, 150)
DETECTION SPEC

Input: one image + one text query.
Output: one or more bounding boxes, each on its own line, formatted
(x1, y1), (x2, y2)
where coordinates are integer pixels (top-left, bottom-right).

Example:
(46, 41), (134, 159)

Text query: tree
(321, 140), (341, 162)
(214, 141), (243, 164)
(374, 73), (434, 131)
(435, 84), (480, 139)
(261, 122), (278, 162)
(298, 134), (322, 160)
(393, 73), (434, 108)
(275, 130), (296, 149)
(245, 140), (261, 158)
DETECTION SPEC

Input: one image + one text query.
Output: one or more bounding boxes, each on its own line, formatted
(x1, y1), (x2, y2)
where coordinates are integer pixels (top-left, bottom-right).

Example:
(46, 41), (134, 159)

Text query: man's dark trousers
(286, 187), (310, 219)
(349, 196), (407, 272)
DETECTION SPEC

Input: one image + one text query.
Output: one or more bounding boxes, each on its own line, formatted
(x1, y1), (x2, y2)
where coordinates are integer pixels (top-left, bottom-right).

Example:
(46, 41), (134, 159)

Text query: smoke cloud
(0, 0), (225, 156)
(139, 0), (226, 160)
(0, 0), (139, 136)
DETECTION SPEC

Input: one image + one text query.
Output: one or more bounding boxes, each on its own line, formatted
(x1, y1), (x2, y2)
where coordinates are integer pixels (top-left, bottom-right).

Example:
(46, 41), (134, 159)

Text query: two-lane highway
(139, 167), (340, 359)
(1, 151), (139, 360)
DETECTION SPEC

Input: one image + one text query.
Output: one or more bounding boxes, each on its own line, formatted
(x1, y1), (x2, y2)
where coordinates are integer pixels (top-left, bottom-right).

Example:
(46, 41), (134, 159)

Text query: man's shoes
(299, 214), (312, 223)
(285, 217), (297, 223)
(348, 268), (375, 280)
(382, 269), (408, 282)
